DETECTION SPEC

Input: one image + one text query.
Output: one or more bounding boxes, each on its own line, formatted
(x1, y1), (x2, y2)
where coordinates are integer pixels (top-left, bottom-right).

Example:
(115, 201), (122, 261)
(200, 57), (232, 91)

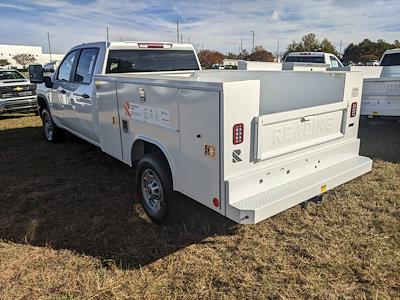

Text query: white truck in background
(238, 52), (343, 71)
(0, 69), (37, 113)
(29, 41), (372, 224)
(354, 48), (400, 117)
(329, 48), (400, 117)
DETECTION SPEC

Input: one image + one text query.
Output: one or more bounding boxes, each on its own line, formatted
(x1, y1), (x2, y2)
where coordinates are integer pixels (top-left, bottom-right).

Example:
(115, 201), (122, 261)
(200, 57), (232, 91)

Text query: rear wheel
(136, 152), (181, 223)
(41, 108), (64, 143)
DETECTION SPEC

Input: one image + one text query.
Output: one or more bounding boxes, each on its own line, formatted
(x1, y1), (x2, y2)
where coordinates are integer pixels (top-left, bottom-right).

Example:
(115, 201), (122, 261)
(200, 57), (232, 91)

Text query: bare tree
(12, 54), (36, 69)
(0, 59), (10, 67)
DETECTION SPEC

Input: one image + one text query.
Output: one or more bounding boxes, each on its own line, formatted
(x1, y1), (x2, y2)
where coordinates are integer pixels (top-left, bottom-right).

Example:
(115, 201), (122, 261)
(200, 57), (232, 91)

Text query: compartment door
(178, 89), (222, 211)
(96, 81), (123, 160)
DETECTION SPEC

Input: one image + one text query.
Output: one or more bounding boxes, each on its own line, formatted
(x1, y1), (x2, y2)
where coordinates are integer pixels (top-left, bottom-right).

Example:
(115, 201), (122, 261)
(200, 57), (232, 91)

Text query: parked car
(43, 61), (61, 73)
(0, 69), (37, 114)
(29, 41), (371, 224)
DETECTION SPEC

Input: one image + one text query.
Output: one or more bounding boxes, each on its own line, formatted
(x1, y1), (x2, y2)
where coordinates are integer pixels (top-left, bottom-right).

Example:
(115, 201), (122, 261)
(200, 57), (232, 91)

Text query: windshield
(106, 50), (200, 73)
(380, 53), (400, 66)
(285, 56), (325, 63)
(0, 70), (25, 80)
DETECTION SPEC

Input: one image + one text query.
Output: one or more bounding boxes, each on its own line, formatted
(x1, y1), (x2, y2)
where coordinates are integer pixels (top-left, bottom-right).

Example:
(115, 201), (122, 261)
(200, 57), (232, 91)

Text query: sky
(0, 0), (399, 55)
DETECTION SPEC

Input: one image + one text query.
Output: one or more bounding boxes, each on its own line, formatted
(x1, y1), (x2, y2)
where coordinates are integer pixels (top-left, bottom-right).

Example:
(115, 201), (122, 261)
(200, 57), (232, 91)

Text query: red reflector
(233, 123), (244, 145)
(213, 197), (219, 207)
(350, 102), (357, 117)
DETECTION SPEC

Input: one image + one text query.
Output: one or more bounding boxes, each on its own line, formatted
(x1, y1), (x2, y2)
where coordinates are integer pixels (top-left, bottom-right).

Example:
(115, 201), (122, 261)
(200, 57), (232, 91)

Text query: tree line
(198, 33), (400, 68)
(0, 54), (37, 69)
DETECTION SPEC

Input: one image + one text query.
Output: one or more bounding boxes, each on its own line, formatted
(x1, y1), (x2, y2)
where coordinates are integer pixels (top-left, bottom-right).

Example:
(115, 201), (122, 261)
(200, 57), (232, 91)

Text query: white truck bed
(329, 65), (400, 117)
(94, 70), (372, 224)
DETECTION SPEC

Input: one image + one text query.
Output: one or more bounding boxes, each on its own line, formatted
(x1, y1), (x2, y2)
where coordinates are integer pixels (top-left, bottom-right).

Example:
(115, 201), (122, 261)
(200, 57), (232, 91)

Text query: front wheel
(136, 152), (180, 223)
(41, 108), (64, 143)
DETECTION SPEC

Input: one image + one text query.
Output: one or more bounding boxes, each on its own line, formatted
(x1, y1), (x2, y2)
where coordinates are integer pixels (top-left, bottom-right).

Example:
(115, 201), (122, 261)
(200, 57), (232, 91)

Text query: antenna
(106, 25), (109, 43)
(47, 32), (52, 62)
(250, 30), (255, 52)
(176, 19), (180, 43)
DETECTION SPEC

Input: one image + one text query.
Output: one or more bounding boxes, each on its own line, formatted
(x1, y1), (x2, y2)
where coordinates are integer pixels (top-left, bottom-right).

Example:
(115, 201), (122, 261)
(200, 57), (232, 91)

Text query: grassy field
(0, 114), (399, 299)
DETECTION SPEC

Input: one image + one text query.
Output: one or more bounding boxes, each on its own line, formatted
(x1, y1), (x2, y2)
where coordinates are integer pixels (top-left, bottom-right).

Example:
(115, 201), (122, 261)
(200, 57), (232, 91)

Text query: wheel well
(37, 96), (48, 117)
(132, 140), (170, 166)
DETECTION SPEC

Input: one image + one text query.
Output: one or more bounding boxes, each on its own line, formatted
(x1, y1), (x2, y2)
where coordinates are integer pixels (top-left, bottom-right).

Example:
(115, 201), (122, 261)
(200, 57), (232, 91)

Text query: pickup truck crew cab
(30, 41), (372, 224)
(284, 52), (344, 68)
(0, 69), (37, 113)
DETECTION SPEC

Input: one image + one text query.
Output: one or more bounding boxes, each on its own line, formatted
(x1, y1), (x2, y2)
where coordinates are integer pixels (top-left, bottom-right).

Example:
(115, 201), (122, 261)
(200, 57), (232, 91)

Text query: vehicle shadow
(0, 126), (237, 269)
(359, 117), (400, 163)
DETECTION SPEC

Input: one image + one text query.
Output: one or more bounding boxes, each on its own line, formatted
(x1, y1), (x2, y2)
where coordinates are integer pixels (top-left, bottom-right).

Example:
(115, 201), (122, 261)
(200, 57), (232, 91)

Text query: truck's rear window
(380, 53), (400, 66)
(106, 50), (200, 73)
(285, 56), (325, 63)
(0, 70), (25, 80)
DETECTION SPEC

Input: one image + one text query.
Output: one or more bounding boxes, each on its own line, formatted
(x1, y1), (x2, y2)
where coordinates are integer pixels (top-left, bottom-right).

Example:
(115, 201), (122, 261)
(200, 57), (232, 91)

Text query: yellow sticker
(321, 184), (327, 193)
(372, 112), (379, 115)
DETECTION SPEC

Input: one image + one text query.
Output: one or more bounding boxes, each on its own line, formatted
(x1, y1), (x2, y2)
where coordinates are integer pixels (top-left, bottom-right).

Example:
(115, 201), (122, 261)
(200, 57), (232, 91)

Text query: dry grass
(0, 114), (399, 299)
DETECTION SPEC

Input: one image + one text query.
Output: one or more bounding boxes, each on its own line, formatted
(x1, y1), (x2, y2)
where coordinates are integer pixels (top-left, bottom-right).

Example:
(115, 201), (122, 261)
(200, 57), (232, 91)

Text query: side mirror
(28, 64), (44, 83)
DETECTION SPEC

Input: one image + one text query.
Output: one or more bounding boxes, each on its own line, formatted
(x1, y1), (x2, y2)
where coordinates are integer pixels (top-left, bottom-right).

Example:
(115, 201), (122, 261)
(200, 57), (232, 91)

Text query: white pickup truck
(0, 69), (37, 113)
(283, 52), (344, 68)
(238, 52), (343, 71)
(29, 41), (372, 224)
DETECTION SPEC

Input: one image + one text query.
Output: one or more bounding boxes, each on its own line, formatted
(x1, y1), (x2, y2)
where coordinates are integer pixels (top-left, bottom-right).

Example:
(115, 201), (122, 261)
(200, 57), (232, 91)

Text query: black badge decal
(232, 149), (242, 163)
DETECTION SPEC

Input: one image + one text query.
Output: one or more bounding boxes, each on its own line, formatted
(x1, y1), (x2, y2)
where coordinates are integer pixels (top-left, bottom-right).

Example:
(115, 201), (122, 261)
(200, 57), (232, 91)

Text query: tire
(41, 108), (64, 143)
(136, 152), (180, 223)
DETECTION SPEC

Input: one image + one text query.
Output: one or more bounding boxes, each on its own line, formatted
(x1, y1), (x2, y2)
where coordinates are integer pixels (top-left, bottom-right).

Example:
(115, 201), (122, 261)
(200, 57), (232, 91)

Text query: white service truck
(238, 52), (343, 71)
(30, 41), (372, 224)
(356, 48), (400, 117)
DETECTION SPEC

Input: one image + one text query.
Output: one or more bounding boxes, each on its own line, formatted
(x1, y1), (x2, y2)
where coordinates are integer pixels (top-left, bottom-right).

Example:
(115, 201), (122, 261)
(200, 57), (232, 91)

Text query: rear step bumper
(226, 156), (372, 224)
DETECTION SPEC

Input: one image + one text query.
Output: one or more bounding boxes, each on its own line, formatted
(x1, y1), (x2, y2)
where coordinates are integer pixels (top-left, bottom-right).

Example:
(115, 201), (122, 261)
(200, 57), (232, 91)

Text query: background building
(0, 44), (64, 68)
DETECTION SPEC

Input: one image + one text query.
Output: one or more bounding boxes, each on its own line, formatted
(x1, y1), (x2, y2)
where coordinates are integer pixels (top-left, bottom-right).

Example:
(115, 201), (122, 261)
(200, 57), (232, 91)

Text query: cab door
(50, 50), (80, 129)
(70, 48), (100, 143)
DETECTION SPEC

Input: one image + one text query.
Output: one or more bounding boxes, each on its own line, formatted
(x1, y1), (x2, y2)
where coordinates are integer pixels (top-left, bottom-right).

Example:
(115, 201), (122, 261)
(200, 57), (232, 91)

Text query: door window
(57, 50), (78, 81)
(330, 56), (340, 68)
(74, 48), (99, 83)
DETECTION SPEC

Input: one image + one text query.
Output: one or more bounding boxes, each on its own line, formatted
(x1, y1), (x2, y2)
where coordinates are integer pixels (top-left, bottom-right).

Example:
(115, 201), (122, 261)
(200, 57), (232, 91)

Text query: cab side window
(330, 56), (340, 68)
(74, 48), (99, 83)
(57, 50), (78, 81)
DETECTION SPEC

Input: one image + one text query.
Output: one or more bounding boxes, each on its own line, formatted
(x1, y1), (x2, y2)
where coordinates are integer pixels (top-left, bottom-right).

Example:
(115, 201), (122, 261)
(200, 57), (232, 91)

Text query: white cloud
(0, 0), (398, 55)
(271, 10), (280, 22)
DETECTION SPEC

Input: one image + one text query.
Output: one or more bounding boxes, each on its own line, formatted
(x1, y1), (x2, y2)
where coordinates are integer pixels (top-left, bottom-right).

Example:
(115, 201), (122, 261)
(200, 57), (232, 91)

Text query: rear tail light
(233, 123), (244, 145)
(350, 102), (357, 117)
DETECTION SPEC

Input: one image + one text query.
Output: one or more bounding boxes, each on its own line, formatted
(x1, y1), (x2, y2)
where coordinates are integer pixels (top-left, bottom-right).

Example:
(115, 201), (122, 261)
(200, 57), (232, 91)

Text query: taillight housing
(233, 123), (244, 145)
(350, 102), (357, 118)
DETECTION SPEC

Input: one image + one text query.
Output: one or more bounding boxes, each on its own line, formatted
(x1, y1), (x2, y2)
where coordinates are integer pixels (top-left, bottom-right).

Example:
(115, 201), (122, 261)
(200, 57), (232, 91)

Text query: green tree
(394, 40), (400, 48)
(319, 39), (338, 56)
(284, 33), (338, 58)
(12, 53), (36, 68)
(300, 33), (319, 52)
(343, 38), (396, 64)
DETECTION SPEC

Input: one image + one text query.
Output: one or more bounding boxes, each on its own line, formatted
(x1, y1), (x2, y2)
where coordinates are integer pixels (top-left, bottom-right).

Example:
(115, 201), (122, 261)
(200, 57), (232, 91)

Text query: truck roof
(73, 41), (195, 51)
(382, 48), (400, 55)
